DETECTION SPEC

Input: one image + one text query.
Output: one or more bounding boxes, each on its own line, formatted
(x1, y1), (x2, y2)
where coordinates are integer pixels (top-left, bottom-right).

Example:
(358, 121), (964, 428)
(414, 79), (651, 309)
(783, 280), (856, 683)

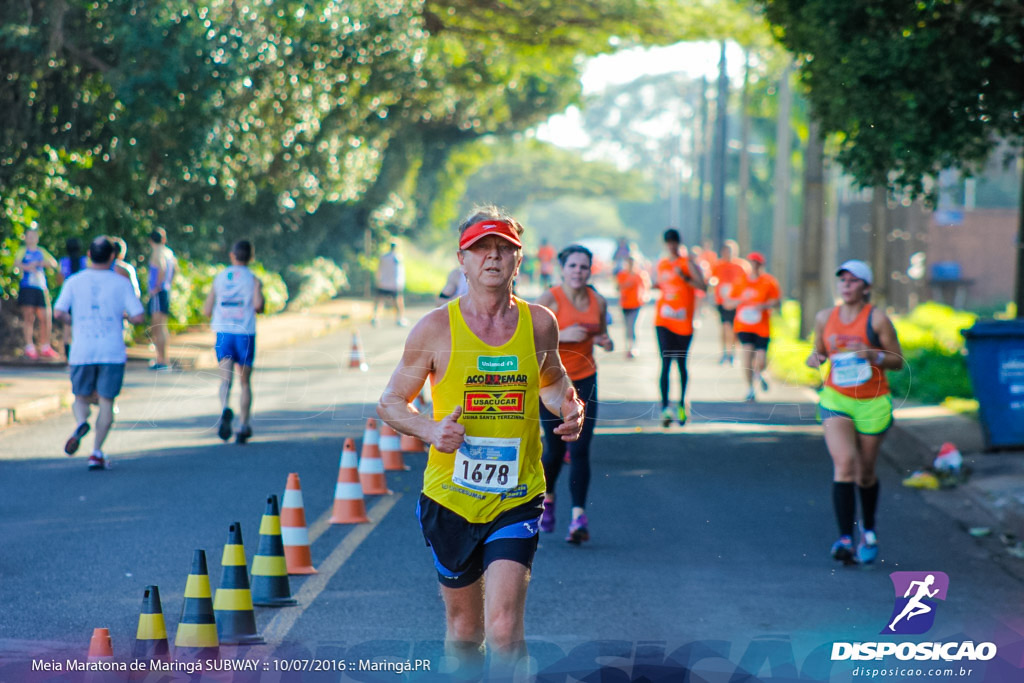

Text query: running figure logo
(882, 571), (949, 635)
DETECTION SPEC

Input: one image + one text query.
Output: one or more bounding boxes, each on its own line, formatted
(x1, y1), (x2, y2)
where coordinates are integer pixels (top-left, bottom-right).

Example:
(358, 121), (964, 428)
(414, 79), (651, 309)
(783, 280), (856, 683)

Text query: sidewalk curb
(885, 410), (1024, 570)
(0, 298), (372, 429)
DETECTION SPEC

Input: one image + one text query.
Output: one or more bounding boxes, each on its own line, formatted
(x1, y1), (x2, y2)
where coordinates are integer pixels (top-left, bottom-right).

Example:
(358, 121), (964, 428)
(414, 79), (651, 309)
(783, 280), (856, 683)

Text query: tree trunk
(711, 41), (729, 250)
(771, 65), (793, 298)
(799, 118), (825, 339)
(870, 185), (889, 308)
(736, 51), (752, 254)
(1016, 160), (1024, 318)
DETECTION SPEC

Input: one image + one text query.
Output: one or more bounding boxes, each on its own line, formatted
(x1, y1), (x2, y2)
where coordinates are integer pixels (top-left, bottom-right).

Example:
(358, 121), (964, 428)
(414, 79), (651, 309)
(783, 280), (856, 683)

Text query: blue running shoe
(831, 535), (856, 564)
(857, 530), (878, 564)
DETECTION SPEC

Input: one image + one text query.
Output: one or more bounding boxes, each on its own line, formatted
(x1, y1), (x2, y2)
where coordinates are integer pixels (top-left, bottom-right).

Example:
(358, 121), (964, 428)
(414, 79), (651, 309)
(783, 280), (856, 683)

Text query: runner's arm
(593, 295), (614, 352)
(201, 284), (216, 319)
(253, 278), (265, 314)
(806, 309), (830, 368)
(377, 310), (463, 451)
(533, 305), (584, 441)
(869, 309), (904, 371)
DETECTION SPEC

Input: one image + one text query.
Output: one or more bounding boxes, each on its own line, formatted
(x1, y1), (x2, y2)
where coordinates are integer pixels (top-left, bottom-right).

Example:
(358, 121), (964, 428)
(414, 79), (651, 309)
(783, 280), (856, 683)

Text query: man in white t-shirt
(54, 236), (146, 470)
(202, 240), (264, 444)
(371, 240), (407, 326)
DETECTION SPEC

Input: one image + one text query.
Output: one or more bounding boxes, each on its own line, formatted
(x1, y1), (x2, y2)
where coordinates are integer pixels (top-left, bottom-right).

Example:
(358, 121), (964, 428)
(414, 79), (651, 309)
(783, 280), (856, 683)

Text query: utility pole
(771, 65), (793, 297)
(799, 118), (825, 338)
(711, 41), (729, 250)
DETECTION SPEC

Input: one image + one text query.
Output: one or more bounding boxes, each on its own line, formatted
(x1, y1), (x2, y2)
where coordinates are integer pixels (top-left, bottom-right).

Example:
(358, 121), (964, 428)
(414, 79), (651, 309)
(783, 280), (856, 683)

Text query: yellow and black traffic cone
(213, 523), (264, 644)
(251, 495), (298, 607)
(174, 549), (219, 660)
(132, 585), (169, 663)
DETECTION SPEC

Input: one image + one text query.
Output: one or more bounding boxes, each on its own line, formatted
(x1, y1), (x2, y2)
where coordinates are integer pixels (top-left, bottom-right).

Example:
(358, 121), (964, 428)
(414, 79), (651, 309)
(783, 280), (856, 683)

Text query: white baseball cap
(836, 260), (873, 285)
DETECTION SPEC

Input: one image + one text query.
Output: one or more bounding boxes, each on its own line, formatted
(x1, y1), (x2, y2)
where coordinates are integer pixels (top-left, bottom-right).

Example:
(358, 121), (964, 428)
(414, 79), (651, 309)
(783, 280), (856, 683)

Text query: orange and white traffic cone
(380, 423), (409, 471)
(349, 331), (368, 372)
(280, 473), (317, 575)
(358, 419), (391, 495)
(401, 394), (429, 453)
(330, 438), (370, 524)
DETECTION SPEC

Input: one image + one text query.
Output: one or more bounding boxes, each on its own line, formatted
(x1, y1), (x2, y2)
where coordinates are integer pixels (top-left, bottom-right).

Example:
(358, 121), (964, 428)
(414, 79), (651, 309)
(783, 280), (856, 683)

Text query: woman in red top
(807, 260), (903, 565)
(615, 254), (650, 359)
(536, 245), (613, 544)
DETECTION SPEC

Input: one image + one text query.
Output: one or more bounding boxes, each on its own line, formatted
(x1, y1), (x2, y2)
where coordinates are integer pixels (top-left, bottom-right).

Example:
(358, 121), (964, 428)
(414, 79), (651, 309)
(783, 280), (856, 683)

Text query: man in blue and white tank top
(203, 240), (264, 444)
(147, 227), (177, 369)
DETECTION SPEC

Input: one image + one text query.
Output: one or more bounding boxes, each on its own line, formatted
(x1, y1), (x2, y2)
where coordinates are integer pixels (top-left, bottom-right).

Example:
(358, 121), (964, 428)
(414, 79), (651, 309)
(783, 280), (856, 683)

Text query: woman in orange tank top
(535, 244), (613, 544)
(615, 253), (650, 359)
(806, 260), (904, 566)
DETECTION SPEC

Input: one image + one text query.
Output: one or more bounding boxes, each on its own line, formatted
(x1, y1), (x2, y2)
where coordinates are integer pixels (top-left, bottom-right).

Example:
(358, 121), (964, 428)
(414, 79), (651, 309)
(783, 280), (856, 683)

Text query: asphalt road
(1, 302), (1022, 682)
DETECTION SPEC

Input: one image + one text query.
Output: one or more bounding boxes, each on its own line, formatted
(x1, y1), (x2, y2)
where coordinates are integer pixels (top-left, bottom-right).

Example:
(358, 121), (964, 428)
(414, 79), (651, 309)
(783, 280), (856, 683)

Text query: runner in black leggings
(536, 244), (613, 544)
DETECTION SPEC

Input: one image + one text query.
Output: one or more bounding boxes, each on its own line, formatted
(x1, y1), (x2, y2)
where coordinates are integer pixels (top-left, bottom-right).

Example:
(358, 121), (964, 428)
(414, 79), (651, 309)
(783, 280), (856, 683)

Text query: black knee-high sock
(833, 482), (856, 538)
(859, 481), (880, 532)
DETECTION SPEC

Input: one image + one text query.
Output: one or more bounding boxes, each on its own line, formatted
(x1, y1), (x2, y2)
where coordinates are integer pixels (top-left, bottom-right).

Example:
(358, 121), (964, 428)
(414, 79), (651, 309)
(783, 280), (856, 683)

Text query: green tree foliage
(760, 0), (1024, 196)
(1, 0), (759, 296)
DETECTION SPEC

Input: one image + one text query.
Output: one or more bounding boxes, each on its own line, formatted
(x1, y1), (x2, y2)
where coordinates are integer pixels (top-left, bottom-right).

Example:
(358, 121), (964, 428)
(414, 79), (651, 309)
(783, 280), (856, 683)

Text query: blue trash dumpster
(962, 319), (1024, 450)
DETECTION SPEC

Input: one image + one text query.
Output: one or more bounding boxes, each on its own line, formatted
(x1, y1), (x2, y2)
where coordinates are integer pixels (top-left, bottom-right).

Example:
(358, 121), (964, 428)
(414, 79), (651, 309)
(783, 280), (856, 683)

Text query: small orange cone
(349, 331), (368, 371)
(88, 627), (114, 661)
(380, 423), (409, 471)
(281, 473), (317, 575)
(358, 419), (391, 495)
(330, 438), (370, 524)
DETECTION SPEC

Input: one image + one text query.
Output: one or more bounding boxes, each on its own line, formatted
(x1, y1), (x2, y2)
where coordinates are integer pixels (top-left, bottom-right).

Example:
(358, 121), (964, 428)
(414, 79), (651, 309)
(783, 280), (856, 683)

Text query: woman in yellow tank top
(376, 206), (585, 679)
(807, 260), (903, 566)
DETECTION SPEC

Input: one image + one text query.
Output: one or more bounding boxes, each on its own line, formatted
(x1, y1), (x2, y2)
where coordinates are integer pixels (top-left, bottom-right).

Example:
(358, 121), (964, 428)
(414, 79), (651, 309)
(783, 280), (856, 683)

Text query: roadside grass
(769, 300), (987, 405)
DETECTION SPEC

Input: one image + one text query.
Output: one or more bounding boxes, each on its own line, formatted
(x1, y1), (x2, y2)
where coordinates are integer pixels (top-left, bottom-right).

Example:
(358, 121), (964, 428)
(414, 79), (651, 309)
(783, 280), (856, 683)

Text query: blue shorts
(148, 290), (170, 316)
(417, 494), (543, 589)
(70, 364), (126, 399)
(215, 333), (256, 367)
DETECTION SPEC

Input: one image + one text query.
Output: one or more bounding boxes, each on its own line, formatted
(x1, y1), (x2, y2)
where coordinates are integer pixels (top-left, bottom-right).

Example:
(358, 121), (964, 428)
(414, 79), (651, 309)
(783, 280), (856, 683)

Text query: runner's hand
(559, 324), (589, 343)
(594, 333), (614, 352)
(432, 405), (465, 453)
(806, 351), (827, 368)
(553, 386), (585, 442)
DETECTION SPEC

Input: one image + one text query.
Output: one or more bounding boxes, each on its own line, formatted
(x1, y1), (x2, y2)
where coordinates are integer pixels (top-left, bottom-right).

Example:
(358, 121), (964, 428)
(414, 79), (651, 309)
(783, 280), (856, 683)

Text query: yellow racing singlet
(423, 297), (545, 523)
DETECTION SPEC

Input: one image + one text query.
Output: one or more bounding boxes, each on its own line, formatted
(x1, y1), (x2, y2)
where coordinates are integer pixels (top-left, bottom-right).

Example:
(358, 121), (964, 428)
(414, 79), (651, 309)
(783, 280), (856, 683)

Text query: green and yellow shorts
(818, 386), (893, 435)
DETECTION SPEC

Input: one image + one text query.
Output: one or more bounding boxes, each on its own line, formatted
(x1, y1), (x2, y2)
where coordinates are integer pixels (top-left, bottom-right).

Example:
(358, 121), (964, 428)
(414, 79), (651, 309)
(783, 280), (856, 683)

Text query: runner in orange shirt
(615, 254), (651, 359)
(709, 239), (750, 365)
(654, 228), (706, 426)
(731, 252), (781, 402)
(537, 239), (556, 289)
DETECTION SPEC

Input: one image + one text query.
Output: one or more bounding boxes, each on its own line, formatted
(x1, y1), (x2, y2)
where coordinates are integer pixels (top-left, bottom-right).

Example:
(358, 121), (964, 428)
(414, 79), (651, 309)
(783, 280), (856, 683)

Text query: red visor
(459, 220), (523, 250)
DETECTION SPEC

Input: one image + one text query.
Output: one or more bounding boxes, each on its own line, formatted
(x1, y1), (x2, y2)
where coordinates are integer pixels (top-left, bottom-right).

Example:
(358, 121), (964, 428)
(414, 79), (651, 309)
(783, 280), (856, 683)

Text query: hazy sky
(535, 40), (748, 148)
